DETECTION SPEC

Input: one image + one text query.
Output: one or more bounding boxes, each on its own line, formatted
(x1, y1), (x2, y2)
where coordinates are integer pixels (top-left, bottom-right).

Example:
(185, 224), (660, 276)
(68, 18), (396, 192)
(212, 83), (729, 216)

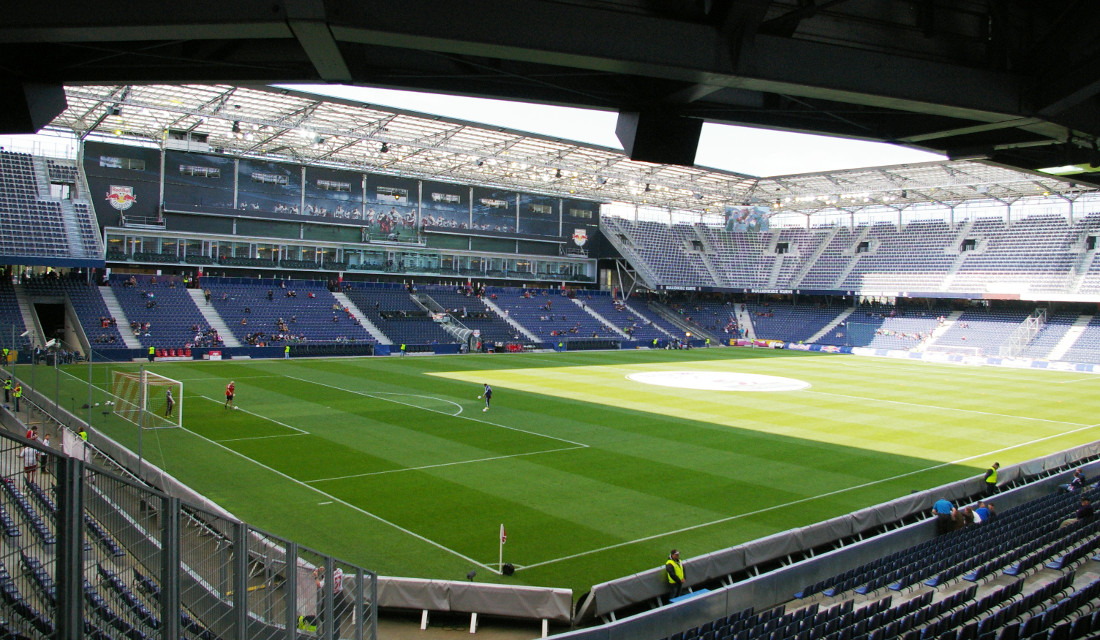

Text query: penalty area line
(177, 424), (499, 573)
(308, 445), (587, 483)
(516, 420), (1100, 573)
(281, 374), (589, 448)
(197, 395), (308, 434)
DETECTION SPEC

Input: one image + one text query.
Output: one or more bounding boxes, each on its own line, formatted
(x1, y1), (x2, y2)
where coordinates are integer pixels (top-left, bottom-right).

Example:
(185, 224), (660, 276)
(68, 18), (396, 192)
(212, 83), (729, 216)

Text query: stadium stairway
(1047, 315), (1092, 361)
(186, 289), (242, 347)
(574, 298), (630, 338)
(620, 300), (678, 340)
(807, 308), (854, 344)
(97, 287), (143, 349)
(12, 284), (42, 346)
(481, 297), (540, 342)
(332, 292), (391, 344)
(917, 310), (964, 352)
(735, 305), (756, 340)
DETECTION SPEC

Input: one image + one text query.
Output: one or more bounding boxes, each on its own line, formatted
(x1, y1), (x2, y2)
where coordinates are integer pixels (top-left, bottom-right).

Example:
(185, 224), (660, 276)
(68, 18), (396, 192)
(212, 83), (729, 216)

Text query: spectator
(1061, 499), (1094, 528)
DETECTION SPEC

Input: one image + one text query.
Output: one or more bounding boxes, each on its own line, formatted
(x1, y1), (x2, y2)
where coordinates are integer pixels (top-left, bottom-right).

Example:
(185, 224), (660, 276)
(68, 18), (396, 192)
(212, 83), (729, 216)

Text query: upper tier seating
(605, 212), (1100, 297)
(204, 278), (374, 345)
(842, 220), (957, 291)
(0, 151), (102, 262)
(951, 215), (1079, 294)
(342, 283), (457, 346)
(796, 225), (856, 289)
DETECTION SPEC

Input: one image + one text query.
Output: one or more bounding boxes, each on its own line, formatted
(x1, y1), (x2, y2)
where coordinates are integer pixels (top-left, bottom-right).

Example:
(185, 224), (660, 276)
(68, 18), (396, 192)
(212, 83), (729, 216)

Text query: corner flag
(500, 524), (507, 545)
(498, 524), (507, 573)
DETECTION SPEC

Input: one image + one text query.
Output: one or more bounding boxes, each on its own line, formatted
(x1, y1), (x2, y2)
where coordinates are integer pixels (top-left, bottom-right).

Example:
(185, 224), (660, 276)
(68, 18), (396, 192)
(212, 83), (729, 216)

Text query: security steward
(665, 549), (685, 600)
(148, 345), (156, 362)
(984, 462), (1000, 496)
(3, 377), (10, 403)
(13, 382), (22, 412)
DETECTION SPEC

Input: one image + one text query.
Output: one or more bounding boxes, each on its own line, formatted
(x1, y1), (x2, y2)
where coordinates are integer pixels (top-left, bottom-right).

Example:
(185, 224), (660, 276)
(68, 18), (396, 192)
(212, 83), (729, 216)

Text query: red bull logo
(572, 228), (588, 247)
(106, 185), (136, 211)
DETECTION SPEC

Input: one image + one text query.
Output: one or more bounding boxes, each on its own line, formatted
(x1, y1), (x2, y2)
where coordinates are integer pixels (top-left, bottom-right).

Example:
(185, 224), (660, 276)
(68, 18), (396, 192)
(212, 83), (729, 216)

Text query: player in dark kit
(481, 384), (492, 412)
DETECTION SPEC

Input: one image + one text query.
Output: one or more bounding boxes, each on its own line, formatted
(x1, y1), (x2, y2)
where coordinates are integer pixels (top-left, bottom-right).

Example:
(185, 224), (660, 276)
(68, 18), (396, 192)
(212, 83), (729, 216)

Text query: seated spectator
(1061, 498), (1094, 528)
(974, 501), (994, 523)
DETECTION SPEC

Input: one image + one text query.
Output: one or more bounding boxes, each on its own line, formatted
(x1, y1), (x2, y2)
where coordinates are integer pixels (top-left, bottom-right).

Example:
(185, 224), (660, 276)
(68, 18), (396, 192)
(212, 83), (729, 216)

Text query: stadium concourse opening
(626, 370), (811, 392)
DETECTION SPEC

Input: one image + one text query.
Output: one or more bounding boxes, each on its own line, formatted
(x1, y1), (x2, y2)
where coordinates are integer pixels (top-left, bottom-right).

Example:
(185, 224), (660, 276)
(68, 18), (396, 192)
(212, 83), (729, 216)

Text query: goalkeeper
(165, 388), (175, 417)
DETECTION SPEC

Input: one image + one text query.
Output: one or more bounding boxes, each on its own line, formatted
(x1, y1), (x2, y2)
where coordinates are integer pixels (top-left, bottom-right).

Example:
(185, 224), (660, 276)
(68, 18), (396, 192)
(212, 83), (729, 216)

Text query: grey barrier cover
(378, 577), (572, 622)
(577, 440), (1100, 622)
(560, 454), (1100, 639)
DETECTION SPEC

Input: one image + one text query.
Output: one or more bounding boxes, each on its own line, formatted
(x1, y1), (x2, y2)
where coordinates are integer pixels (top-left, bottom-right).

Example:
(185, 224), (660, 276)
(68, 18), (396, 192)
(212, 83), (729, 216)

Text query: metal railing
(0, 381), (377, 640)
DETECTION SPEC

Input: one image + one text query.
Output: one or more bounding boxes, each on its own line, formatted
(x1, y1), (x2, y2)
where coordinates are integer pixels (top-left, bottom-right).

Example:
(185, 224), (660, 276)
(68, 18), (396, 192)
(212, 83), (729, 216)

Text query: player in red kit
(225, 381), (235, 409)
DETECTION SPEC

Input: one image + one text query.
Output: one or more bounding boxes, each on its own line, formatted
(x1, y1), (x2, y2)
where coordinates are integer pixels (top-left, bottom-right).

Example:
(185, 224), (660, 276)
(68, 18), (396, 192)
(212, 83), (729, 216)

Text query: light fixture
(555, 168), (562, 178)
(380, 142), (389, 153)
(597, 176), (607, 185)
(232, 121), (241, 134)
(644, 184), (651, 192)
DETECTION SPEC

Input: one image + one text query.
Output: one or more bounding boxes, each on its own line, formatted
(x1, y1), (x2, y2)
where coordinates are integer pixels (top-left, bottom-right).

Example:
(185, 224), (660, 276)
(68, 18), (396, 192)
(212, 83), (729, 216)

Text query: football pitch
(51, 348), (1100, 595)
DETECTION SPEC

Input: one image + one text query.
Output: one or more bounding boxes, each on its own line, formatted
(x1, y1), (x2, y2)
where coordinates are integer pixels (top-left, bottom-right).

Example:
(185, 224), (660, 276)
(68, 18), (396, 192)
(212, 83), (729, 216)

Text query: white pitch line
(1055, 377), (1100, 385)
(280, 374), (589, 448)
(517, 419), (1100, 572)
(308, 445), (587, 483)
(198, 395), (308, 433)
(803, 389), (1089, 427)
(176, 424), (497, 572)
(217, 433), (308, 443)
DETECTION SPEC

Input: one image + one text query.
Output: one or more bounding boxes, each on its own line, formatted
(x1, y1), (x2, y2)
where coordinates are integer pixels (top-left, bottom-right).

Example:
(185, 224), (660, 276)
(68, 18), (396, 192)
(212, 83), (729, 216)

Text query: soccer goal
(111, 369), (183, 429)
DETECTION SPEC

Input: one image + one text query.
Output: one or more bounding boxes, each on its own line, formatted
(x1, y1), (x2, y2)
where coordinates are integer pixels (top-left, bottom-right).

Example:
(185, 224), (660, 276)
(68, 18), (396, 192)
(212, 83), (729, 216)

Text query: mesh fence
(0, 384), (376, 640)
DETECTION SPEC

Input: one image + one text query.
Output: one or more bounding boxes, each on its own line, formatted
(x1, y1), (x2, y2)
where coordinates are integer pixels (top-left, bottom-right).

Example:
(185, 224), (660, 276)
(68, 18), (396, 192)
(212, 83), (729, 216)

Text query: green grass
(44, 348), (1100, 596)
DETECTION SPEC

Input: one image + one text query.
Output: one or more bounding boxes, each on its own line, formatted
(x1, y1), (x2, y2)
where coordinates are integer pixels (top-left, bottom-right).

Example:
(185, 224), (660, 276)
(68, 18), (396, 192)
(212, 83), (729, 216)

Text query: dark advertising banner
(83, 141), (162, 226)
(420, 180), (469, 232)
(562, 197), (601, 254)
(364, 174), (418, 241)
(236, 158), (302, 220)
(472, 186), (517, 234)
(303, 166), (365, 224)
(163, 150), (236, 214)
(518, 194), (560, 237)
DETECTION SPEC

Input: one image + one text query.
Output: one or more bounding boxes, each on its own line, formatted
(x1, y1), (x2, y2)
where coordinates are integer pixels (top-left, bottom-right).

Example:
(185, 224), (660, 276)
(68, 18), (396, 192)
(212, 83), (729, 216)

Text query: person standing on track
(225, 380), (235, 409)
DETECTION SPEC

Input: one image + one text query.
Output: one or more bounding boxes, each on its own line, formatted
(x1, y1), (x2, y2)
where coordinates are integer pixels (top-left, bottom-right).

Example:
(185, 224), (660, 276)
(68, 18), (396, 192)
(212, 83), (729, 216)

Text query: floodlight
(380, 142), (389, 153)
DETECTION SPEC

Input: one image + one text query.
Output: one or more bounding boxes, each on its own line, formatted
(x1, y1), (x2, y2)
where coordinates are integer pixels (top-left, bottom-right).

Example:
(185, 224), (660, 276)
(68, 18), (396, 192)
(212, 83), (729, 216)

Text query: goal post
(111, 369), (183, 429)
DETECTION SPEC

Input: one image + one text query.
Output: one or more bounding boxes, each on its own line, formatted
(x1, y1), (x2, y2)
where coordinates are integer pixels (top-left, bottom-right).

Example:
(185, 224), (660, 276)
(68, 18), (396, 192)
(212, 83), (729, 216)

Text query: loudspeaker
(615, 110), (702, 166)
(0, 82), (67, 134)
(501, 563), (515, 576)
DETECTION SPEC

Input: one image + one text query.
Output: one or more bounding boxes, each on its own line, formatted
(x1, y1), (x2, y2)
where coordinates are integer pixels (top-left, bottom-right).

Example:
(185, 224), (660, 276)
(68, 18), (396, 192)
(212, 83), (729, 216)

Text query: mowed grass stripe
(39, 350), (1100, 593)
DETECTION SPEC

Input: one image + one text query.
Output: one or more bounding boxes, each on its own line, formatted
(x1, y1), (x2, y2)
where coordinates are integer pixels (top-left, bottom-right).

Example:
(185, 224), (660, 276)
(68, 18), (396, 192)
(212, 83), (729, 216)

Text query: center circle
(626, 371), (811, 392)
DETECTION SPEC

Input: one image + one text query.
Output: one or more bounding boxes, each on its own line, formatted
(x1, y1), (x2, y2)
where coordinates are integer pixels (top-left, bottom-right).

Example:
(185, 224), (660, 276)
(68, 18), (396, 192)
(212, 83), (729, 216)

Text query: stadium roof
(53, 84), (1094, 217)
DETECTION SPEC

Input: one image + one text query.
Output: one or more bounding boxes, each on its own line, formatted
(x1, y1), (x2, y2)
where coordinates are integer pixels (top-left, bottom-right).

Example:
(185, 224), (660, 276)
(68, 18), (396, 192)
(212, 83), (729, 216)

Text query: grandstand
(1, 72), (1100, 640)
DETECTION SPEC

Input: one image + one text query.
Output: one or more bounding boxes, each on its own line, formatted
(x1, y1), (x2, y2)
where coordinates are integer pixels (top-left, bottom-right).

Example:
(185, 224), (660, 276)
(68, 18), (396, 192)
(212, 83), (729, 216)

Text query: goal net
(924, 344), (983, 357)
(111, 370), (183, 429)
